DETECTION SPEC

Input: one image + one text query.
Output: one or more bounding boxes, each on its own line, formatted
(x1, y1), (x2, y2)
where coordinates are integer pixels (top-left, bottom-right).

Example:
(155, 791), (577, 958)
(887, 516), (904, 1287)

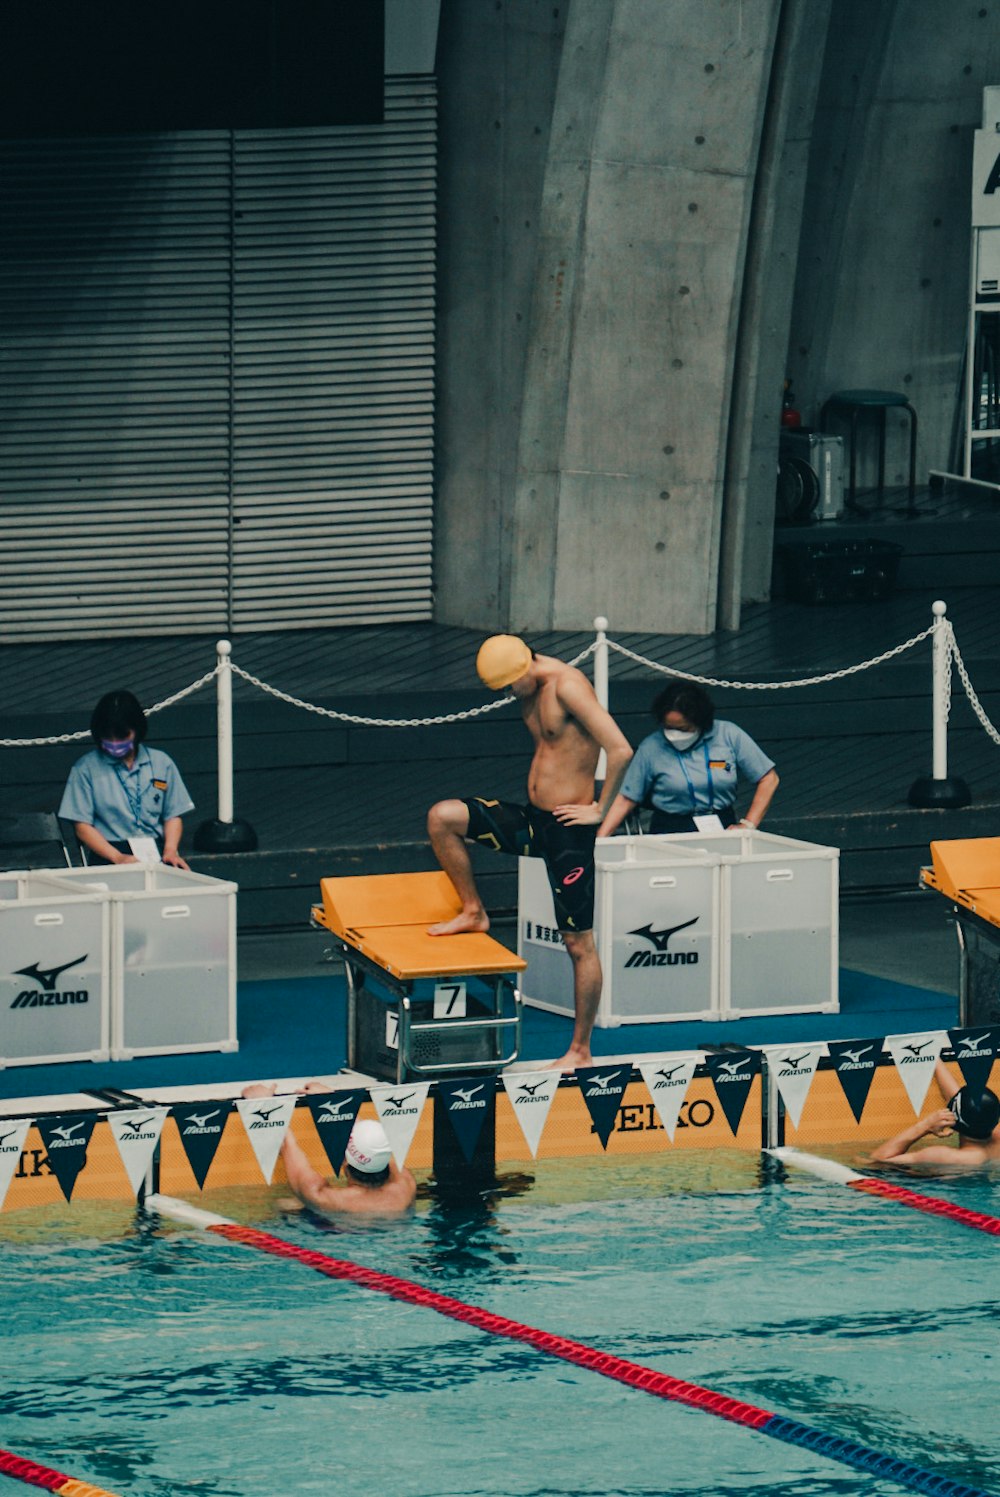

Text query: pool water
(2, 1155), (999, 1497)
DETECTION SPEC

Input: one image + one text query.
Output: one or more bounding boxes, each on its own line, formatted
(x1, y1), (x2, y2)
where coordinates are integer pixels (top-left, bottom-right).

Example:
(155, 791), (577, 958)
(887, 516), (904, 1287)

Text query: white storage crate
(518, 837), (723, 1026)
(0, 872), (111, 1066)
(36, 865), (238, 1059)
(653, 829), (839, 1019)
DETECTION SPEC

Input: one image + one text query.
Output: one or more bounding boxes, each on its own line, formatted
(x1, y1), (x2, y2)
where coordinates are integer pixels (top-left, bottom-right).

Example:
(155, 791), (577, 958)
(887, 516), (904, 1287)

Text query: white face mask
(663, 727), (700, 751)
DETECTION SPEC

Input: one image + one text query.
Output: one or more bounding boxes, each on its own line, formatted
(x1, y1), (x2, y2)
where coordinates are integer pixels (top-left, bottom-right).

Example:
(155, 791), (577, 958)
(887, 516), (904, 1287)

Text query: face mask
(100, 737), (134, 760)
(663, 728), (699, 751)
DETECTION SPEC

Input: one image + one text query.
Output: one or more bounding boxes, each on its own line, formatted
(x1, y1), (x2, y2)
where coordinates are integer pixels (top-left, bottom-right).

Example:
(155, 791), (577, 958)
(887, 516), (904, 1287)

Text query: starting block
(921, 837), (1000, 1027)
(312, 871), (526, 1082)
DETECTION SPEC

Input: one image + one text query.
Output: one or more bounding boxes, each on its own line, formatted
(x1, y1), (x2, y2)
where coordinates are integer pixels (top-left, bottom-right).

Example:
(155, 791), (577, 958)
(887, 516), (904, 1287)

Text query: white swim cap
(476, 635), (532, 690)
(345, 1119), (392, 1174)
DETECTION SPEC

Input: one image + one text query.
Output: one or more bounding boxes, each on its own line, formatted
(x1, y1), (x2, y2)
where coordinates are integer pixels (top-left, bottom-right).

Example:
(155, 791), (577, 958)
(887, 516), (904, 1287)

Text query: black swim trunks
(462, 796), (597, 934)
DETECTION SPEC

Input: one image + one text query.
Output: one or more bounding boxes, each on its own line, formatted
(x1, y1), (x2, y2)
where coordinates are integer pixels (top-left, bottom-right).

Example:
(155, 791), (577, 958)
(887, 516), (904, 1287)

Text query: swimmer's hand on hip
(552, 801), (602, 825)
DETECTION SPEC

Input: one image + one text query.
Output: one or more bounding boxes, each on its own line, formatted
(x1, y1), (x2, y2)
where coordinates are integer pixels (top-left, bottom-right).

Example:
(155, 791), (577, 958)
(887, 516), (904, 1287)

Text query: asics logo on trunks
(562, 866), (585, 886)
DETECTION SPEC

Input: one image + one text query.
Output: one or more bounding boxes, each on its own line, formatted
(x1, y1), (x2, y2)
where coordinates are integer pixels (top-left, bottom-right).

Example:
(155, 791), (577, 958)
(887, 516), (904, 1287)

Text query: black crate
(774, 538), (903, 605)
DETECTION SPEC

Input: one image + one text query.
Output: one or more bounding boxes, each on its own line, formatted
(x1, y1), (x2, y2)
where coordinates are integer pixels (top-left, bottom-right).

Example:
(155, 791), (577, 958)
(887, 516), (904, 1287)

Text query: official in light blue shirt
(59, 689), (194, 866)
(598, 681), (779, 836)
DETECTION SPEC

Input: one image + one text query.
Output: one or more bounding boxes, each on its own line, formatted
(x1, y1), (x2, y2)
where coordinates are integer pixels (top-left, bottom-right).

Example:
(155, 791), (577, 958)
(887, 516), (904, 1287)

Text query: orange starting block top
(313, 872), (528, 981)
(921, 837), (1000, 930)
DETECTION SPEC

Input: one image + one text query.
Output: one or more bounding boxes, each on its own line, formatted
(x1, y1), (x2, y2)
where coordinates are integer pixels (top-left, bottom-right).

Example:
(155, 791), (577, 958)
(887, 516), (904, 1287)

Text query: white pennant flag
(639, 1056), (699, 1140)
(108, 1108), (168, 1196)
(236, 1096), (297, 1184)
(371, 1083), (430, 1166)
(767, 1044), (824, 1129)
(0, 1118), (32, 1209)
(501, 1070), (561, 1157)
(885, 1032), (948, 1115)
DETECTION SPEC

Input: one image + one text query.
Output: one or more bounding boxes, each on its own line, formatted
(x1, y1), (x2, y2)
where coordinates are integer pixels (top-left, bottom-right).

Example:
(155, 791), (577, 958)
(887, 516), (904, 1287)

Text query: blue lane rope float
(146, 1193), (993, 1497)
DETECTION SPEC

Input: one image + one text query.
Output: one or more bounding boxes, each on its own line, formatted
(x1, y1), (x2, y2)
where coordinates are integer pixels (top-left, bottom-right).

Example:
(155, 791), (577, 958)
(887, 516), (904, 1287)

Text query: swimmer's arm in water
(869, 1107), (957, 1163)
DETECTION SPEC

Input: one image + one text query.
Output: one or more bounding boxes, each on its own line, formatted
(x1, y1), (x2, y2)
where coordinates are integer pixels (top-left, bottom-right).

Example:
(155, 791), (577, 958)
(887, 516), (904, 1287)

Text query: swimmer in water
(869, 1057), (1000, 1168)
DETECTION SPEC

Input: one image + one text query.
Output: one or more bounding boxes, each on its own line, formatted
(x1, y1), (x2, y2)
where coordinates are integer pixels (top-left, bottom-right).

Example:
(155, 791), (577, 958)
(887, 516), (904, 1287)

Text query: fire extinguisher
(781, 378), (801, 429)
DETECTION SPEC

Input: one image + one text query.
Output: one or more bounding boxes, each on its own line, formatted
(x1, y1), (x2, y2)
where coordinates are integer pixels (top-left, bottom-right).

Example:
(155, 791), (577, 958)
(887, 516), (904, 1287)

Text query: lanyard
(672, 741), (714, 814)
(115, 757), (147, 829)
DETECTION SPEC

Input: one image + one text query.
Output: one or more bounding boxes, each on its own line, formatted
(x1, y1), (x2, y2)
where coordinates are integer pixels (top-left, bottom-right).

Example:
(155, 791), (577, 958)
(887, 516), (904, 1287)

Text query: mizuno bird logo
(717, 1058), (750, 1077)
(185, 1110), (220, 1128)
(319, 1098), (354, 1117)
(841, 1045), (873, 1064)
(452, 1085), (484, 1104)
(50, 1122), (84, 1142)
(903, 1041), (933, 1058)
(588, 1071), (623, 1089)
(251, 1105), (284, 1122)
(121, 1117), (155, 1134)
(386, 1093), (416, 1110)
(13, 955), (87, 991)
(0, 1129), (20, 1147)
(655, 1065), (687, 1082)
(780, 1052), (811, 1068)
(958, 1033), (992, 1051)
(517, 1081), (548, 1097)
(627, 917), (699, 952)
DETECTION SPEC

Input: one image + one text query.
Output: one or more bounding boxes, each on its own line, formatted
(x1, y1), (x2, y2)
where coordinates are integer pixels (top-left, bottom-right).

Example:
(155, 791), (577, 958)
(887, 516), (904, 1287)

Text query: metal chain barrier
(0, 666), (222, 748)
(226, 643), (598, 728)
(946, 622), (1000, 747)
(604, 626), (936, 691)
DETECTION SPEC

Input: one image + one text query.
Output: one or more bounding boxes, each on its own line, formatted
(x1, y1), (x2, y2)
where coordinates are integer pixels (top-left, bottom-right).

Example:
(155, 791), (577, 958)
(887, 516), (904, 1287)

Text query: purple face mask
(100, 737), (134, 760)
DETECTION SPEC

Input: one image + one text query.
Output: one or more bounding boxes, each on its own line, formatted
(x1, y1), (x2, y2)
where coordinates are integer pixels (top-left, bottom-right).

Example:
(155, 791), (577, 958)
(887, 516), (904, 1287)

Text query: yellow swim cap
(476, 634), (532, 690)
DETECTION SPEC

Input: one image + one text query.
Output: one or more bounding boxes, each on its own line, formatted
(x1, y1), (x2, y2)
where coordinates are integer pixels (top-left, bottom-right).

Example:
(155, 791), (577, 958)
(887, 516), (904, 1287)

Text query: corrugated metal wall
(0, 78), (435, 640)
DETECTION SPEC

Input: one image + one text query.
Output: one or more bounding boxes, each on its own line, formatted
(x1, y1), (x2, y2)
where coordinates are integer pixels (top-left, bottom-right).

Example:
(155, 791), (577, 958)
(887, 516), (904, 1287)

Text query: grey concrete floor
(237, 890), (960, 996)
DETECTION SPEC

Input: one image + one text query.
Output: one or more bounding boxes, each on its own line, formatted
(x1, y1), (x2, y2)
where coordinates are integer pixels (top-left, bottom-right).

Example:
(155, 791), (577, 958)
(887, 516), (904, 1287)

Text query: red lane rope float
(850, 1177), (1000, 1236)
(205, 1222), (993, 1497)
(211, 1222), (773, 1428)
(0, 1447), (121, 1497)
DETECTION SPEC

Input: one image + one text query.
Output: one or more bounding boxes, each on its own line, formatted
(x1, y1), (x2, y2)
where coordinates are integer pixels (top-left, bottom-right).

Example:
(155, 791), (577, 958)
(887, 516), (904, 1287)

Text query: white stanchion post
(193, 640), (259, 853)
(594, 615), (609, 781)
(908, 599), (970, 809)
(217, 640), (234, 824)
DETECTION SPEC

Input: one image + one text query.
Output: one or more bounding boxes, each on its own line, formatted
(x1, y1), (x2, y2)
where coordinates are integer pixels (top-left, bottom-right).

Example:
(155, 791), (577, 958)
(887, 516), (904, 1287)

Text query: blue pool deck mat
(0, 965), (958, 1103)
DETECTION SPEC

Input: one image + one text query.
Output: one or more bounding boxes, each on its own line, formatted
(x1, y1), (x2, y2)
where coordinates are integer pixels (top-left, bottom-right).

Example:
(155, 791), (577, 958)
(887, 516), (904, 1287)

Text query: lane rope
(0, 1447), (121, 1496)
(146, 1193), (993, 1497)
(769, 1148), (1000, 1237)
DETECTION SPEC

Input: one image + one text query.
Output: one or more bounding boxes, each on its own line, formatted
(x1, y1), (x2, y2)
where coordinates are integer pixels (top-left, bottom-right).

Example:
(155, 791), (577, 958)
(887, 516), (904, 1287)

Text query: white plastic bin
(0, 872), (111, 1066)
(518, 836), (722, 1026)
(37, 865), (238, 1059)
(653, 829), (839, 1019)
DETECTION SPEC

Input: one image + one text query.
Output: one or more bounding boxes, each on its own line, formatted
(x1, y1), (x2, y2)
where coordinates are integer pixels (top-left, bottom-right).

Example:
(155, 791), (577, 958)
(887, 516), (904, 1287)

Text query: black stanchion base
(907, 776), (972, 810)
(193, 818), (259, 853)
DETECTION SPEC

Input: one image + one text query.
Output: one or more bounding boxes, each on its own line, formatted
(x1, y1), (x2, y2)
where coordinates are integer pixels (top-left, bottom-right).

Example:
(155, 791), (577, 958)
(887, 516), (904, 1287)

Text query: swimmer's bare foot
(552, 1044), (592, 1074)
(428, 909), (490, 936)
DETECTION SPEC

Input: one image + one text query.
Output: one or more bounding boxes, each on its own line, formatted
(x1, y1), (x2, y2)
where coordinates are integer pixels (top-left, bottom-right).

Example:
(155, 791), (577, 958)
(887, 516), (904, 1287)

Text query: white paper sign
(236, 1096), (297, 1184)
(371, 1083), (430, 1166)
(501, 1070), (561, 1157)
(639, 1056), (699, 1140)
(108, 1107), (168, 1196)
(693, 814), (725, 833)
(0, 1118), (32, 1210)
(128, 836), (161, 862)
(767, 1044), (824, 1129)
(885, 1032), (948, 1115)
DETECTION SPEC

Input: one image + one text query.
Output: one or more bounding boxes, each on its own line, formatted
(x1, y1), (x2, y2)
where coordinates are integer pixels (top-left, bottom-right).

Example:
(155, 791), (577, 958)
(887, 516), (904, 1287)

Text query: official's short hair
(345, 1162), (390, 1187)
(651, 680), (715, 733)
(90, 690), (148, 747)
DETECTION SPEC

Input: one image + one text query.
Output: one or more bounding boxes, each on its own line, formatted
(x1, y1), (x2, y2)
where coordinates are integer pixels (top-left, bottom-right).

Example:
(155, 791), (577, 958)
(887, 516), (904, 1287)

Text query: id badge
(693, 813), (725, 833)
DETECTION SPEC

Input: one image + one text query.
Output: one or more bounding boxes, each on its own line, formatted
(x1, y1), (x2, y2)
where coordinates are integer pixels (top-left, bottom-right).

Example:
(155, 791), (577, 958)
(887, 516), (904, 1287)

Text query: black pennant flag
(35, 1113), (98, 1202)
(703, 1050), (761, 1137)
(171, 1100), (232, 1189)
(437, 1077), (493, 1163)
(307, 1090), (366, 1175)
(576, 1065), (631, 1149)
(826, 1038), (884, 1124)
(948, 1028), (1000, 1093)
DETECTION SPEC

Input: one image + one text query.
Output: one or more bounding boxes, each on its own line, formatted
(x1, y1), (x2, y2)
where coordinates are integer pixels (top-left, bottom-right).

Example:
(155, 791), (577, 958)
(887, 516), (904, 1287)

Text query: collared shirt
(620, 720), (775, 817)
(59, 745), (194, 842)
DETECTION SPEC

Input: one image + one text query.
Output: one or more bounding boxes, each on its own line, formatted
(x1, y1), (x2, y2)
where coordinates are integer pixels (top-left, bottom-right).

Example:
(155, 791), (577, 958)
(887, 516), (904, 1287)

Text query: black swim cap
(951, 1085), (1000, 1140)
